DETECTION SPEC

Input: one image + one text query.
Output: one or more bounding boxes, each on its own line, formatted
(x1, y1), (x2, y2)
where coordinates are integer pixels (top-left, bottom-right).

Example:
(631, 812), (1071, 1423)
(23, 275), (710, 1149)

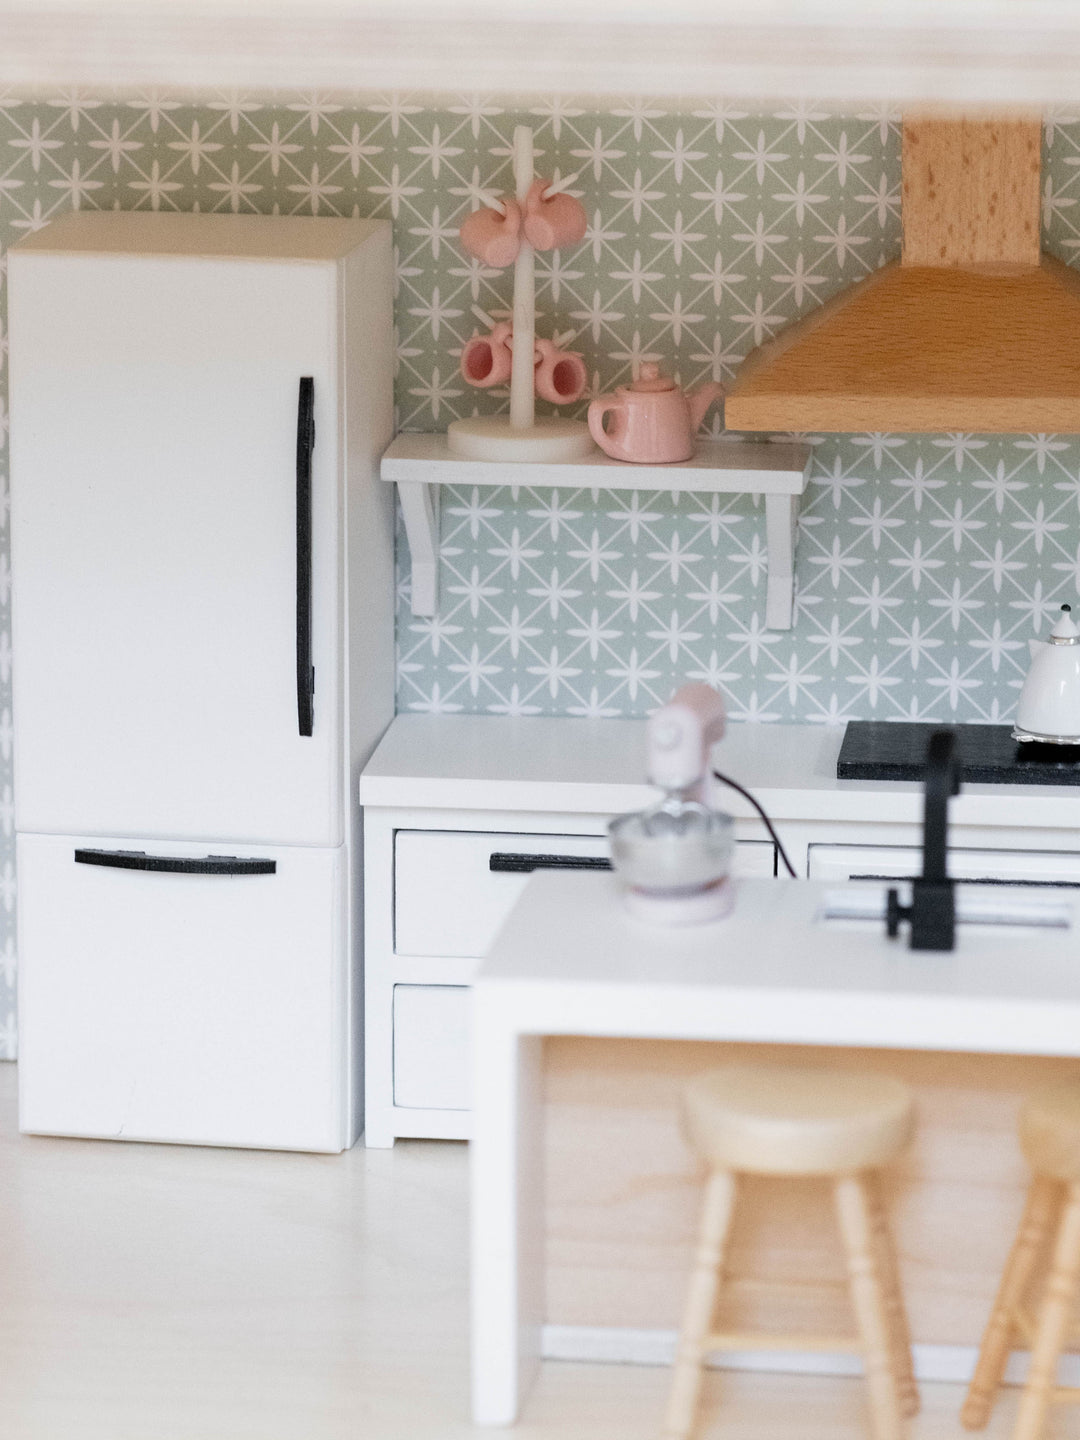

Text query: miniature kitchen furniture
(359, 715), (1080, 1149)
(470, 869), (1080, 1425)
(8, 211), (394, 1152)
(359, 715), (783, 1147)
(663, 1065), (917, 1440)
(379, 432), (811, 627)
(963, 1078), (1080, 1439)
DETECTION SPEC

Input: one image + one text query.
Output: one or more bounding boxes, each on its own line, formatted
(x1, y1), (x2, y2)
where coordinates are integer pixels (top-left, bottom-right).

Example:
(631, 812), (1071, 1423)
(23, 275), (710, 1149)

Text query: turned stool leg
(834, 1173), (906, 1440)
(1013, 1181), (1080, 1440)
(662, 1168), (737, 1440)
(961, 1175), (1061, 1430)
(865, 1170), (920, 1418)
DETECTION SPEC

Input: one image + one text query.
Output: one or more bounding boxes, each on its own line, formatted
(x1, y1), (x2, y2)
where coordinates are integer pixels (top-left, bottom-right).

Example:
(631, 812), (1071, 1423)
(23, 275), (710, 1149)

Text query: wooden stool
(662, 1064), (917, 1440)
(962, 1078), (1080, 1440)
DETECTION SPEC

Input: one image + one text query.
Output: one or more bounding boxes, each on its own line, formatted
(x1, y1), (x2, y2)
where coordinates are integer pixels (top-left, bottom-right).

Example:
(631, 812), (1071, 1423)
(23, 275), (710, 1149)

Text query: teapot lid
(626, 362), (677, 394)
(1049, 604), (1080, 645)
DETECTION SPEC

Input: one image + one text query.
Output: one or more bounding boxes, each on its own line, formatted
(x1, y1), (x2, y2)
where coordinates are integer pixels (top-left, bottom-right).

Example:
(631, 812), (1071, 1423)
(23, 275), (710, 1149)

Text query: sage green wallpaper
(2, 92), (1080, 1052)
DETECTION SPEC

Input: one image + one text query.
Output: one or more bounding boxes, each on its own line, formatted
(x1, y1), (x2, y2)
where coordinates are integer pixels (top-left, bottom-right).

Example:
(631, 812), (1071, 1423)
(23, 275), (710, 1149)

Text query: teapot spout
(688, 380), (725, 433)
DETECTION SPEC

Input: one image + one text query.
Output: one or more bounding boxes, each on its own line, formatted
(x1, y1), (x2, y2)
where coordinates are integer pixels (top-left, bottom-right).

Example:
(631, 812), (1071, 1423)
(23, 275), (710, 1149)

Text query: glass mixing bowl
(608, 803), (734, 895)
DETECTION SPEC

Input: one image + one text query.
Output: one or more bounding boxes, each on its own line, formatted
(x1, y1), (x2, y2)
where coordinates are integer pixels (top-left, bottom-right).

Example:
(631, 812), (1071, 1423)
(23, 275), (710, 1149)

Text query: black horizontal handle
(74, 849), (276, 876)
(489, 852), (612, 874)
(852, 873), (1080, 890)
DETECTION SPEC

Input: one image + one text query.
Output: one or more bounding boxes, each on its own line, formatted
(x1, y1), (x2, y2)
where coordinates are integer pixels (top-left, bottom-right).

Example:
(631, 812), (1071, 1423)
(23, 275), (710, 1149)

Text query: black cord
(712, 768), (797, 878)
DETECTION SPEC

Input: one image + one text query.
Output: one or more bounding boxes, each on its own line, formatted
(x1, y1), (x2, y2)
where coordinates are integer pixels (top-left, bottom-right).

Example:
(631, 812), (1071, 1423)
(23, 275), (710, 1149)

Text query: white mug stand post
(509, 126), (536, 433)
(448, 126), (593, 463)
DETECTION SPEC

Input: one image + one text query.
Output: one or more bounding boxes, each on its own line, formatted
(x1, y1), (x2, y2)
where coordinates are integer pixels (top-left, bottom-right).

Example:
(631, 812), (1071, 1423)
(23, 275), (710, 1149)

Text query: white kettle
(1014, 604), (1080, 744)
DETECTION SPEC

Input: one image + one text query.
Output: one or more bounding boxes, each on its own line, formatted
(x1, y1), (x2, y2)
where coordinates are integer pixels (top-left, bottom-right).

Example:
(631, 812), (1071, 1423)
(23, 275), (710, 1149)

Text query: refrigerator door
(17, 833), (349, 1151)
(9, 250), (342, 845)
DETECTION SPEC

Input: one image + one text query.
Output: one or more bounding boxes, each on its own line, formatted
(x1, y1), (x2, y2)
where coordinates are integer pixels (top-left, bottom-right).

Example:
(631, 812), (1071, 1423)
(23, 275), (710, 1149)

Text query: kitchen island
(471, 870), (1080, 1425)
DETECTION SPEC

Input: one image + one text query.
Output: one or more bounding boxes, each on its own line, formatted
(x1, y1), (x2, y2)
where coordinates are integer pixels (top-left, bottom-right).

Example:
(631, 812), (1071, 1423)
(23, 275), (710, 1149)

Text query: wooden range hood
(724, 115), (1080, 434)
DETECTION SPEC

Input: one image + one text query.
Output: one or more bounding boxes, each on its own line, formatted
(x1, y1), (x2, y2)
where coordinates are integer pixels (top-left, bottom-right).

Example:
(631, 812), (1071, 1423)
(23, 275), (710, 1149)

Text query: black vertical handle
(296, 377), (315, 738)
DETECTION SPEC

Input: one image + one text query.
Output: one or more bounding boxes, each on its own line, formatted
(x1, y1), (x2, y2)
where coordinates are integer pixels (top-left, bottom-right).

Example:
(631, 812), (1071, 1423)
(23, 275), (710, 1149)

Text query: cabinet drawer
(393, 984), (470, 1110)
(394, 830), (776, 958)
(808, 844), (1080, 887)
(17, 832), (347, 1151)
(394, 830), (609, 958)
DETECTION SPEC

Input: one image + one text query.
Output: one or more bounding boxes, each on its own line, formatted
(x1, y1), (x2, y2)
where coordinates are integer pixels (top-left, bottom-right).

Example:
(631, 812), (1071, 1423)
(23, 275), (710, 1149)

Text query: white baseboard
(540, 1325), (1080, 1388)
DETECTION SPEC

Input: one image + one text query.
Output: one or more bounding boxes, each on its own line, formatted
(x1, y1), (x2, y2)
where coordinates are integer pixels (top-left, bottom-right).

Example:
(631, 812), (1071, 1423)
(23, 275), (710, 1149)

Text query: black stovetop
(837, 721), (1080, 786)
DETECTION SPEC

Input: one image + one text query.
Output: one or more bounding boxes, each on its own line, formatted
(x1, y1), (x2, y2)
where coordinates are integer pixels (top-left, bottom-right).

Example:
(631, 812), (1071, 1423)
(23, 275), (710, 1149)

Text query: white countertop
(477, 871), (1080, 1057)
(358, 714), (1080, 830)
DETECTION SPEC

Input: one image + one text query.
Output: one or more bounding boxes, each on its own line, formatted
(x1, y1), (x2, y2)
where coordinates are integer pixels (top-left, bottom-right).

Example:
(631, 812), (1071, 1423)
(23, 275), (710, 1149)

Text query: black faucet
(886, 729), (961, 950)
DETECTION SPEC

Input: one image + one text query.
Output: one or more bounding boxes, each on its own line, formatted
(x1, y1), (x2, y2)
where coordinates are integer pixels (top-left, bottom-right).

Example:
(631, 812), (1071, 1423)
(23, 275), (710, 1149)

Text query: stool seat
(1020, 1079), (1080, 1181)
(683, 1065), (915, 1176)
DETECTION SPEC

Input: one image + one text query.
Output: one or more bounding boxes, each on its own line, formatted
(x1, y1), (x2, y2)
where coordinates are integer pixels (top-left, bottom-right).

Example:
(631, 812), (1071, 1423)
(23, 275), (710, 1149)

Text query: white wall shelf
(380, 431), (812, 629)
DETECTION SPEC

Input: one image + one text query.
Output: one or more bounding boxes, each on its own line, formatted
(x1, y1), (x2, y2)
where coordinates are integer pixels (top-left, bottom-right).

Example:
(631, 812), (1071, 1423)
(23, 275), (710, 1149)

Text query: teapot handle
(588, 396), (625, 457)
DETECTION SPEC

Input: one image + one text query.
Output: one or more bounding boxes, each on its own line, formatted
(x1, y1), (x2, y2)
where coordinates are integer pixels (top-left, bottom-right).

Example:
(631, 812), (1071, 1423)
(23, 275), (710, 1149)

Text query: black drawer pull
(74, 849), (276, 876)
(850, 873), (1080, 890)
(489, 852), (611, 874)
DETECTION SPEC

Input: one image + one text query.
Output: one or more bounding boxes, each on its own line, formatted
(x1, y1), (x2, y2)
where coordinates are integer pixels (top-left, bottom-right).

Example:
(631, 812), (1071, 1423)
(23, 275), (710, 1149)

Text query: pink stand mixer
(608, 684), (735, 925)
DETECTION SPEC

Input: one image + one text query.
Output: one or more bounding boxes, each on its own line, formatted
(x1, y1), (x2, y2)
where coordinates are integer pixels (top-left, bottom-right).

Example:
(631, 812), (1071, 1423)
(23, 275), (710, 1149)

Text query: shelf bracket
(398, 480), (440, 616)
(764, 491), (802, 630)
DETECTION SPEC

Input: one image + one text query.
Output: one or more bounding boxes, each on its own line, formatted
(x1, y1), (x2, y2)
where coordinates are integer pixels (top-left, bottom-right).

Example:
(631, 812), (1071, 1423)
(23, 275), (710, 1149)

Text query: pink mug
(459, 199), (522, 268)
(460, 322), (514, 388)
(533, 338), (587, 405)
(523, 179), (587, 252)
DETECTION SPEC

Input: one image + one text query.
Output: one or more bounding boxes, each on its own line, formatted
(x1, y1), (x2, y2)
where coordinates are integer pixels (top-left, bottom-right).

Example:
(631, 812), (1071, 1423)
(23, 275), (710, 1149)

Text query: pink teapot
(588, 363), (725, 464)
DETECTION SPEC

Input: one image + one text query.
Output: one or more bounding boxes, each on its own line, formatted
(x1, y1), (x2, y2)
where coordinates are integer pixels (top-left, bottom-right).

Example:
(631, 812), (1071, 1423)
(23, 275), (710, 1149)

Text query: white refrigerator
(8, 211), (395, 1151)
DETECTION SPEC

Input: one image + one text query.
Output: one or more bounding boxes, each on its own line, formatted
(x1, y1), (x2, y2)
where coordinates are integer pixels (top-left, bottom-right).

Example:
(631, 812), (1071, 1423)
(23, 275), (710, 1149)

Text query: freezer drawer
(393, 829), (775, 959)
(17, 834), (348, 1151)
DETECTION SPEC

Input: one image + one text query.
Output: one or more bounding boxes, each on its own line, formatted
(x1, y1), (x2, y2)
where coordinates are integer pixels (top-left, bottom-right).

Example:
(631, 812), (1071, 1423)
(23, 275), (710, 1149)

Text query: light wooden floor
(0, 1063), (1062, 1439)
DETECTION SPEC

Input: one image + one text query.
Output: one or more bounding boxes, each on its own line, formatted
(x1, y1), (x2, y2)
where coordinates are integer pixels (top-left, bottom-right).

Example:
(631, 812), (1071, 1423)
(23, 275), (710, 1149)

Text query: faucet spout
(922, 729), (960, 884)
(886, 729), (961, 951)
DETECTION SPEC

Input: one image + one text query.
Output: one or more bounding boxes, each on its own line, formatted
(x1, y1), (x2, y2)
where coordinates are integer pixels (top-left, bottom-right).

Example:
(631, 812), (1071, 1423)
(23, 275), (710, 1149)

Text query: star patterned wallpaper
(3, 90), (1080, 1052)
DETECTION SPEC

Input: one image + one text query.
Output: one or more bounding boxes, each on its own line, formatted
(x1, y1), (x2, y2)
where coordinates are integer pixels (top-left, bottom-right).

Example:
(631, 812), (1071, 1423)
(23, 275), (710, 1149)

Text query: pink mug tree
(449, 125), (594, 463)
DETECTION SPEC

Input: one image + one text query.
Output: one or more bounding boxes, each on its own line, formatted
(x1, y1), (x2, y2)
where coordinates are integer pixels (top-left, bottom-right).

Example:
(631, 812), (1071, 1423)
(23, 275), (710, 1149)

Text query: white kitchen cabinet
(9, 212), (395, 1151)
(362, 750), (778, 1144)
(360, 714), (1080, 1147)
(374, 824), (774, 1135)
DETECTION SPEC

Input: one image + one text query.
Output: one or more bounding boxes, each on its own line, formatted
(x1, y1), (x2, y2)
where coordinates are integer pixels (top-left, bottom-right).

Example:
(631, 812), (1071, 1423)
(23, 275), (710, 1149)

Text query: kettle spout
(688, 380), (725, 433)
